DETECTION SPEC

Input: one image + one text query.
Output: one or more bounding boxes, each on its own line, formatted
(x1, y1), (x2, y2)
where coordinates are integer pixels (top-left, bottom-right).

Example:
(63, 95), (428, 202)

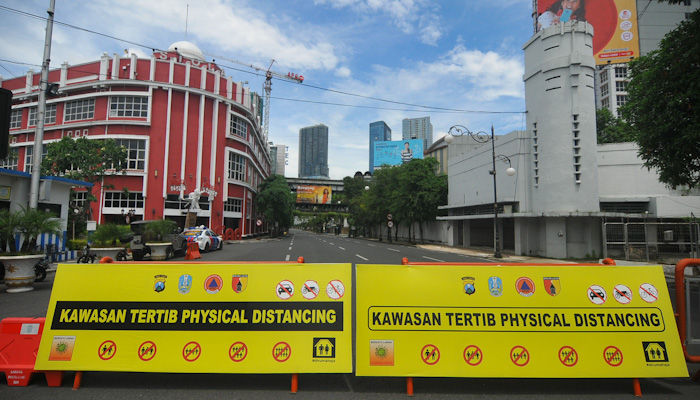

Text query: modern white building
(402, 116), (433, 150)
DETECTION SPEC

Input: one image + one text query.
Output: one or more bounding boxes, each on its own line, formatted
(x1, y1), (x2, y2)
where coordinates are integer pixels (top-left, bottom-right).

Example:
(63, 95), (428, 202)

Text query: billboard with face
(296, 185), (332, 204)
(373, 140), (424, 168)
(537, 0), (639, 65)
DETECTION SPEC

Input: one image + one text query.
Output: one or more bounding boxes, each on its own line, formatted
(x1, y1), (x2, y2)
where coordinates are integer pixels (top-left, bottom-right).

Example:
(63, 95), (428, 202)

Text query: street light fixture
(445, 125), (516, 258)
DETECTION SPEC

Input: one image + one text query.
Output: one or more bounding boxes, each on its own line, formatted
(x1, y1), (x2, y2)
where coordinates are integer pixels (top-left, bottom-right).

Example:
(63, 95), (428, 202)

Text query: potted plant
(142, 219), (181, 261)
(0, 208), (63, 293)
(89, 223), (131, 261)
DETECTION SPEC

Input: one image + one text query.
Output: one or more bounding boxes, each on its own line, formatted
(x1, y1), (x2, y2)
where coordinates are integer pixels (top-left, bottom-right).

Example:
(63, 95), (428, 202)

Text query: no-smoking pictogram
(421, 344), (440, 365)
(273, 341), (292, 362)
(98, 340), (117, 361)
(463, 345), (483, 366)
(182, 341), (202, 362)
(229, 342), (248, 362)
(326, 280), (345, 299)
(138, 341), (157, 361)
(510, 346), (530, 367)
(559, 346), (578, 367)
(603, 346), (623, 366)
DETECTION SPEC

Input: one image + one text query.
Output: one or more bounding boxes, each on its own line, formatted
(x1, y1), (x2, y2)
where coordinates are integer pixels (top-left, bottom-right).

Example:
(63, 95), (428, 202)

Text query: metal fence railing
(603, 221), (700, 263)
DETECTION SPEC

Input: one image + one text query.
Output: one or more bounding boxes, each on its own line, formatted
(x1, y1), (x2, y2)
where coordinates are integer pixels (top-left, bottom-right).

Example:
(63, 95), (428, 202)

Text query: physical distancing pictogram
(559, 346), (578, 367)
(98, 340), (117, 361)
(273, 342), (292, 362)
(604, 346), (623, 367)
(463, 345), (483, 366)
(182, 341), (201, 362)
(138, 341), (157, 362)
(421, 344), (440, 365)
(229, 342), (248, 362)
(510, 346), (530, 367)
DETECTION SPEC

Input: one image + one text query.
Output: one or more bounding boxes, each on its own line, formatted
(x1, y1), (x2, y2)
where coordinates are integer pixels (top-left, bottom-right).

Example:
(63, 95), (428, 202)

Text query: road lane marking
(339, 247), (346, 250)
(422, 256), (444, 262)
(356, 254), (369, 261)
(285, 255), (290, 261)
(387, 248), (399, 252)
(288, 247), (292, 250)
(368, 244), (375, 247)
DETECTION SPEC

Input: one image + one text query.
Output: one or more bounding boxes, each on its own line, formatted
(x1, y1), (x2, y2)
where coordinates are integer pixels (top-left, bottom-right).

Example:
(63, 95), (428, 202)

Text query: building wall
(369, 121), (391, 173)
(1, 44), (270, 235)
(402, 116), (433, 150)
(298, 124), (329, 178)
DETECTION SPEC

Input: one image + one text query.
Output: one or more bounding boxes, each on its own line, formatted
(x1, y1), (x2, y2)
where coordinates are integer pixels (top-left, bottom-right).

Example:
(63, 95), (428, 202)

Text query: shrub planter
(91, 247), (125, 262)
(2, 254), (44, 293)
(148, 242), (172, 261)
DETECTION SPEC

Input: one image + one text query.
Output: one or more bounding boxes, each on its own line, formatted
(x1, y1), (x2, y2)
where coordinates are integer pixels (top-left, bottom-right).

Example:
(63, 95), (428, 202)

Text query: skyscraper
(298, 124), (330, 179)
(269, 143), (287, 176)
(402, 116), (433, 150)
(369, 121), (392, 173)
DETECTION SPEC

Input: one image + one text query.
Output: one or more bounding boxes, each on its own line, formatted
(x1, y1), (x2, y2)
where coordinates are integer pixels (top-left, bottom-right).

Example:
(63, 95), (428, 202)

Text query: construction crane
(204, 52), (304, 143)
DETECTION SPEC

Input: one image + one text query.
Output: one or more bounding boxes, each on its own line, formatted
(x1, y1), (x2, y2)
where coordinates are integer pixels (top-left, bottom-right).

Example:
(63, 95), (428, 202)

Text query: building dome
(167, 41), (205, 61)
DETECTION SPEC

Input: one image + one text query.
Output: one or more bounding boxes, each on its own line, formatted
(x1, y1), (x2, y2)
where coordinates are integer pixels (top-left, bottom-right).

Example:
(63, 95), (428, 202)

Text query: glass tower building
(369, 121), (392, 173)
(298, 124), (330, 179)
(402, 116), (433, 150)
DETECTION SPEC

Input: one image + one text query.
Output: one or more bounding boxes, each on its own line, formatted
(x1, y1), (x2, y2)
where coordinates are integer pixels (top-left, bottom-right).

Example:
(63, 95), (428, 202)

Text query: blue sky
(0, 0), (534, 180)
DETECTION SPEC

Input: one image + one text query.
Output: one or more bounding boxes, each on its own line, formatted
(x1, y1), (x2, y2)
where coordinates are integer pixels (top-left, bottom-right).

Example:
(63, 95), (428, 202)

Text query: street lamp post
(445, 125), (516, 258)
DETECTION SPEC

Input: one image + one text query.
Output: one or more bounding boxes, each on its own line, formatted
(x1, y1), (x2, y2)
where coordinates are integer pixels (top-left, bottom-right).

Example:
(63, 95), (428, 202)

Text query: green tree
(16, 208), (63, 253)
(621, 9), (700, 189)
(256, 175), (295, 237)
(41, 136), (129, 217)
(596, 108), (633, 144)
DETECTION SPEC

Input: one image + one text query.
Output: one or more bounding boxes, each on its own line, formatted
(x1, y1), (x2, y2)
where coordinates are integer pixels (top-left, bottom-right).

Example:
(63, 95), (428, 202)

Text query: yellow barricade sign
(36, 263), (352, 373)
(356, 264), (687, 378)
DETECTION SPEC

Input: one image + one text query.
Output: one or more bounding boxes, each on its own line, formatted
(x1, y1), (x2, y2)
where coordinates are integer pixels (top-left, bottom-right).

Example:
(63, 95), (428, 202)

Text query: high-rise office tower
(298, 124), (330, 179)
(402, 116), (433, 150)
(369, 121), (392, 173)
(269, 143), (287, 176)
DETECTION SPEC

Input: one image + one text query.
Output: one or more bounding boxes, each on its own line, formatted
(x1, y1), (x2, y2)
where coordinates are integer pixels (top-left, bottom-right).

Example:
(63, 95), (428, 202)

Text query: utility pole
(29, 0), (56, 209)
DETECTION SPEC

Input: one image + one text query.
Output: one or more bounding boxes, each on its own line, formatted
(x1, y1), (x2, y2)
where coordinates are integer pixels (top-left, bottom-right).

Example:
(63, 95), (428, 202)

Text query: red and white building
(1, 41), (270, 235)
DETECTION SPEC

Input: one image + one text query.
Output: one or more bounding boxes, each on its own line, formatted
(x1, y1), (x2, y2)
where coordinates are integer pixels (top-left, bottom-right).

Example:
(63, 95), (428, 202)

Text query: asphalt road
(1, 229), (699, 399)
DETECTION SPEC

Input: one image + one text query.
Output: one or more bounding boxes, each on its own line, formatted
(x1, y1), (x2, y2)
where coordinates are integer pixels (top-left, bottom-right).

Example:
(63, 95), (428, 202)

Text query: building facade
(269, 143), (287, 176)
(0, 41), (270, 235)
(369, 121), (391, 173)
(298, 124), (329, 179)
(401, 116), (433, 150)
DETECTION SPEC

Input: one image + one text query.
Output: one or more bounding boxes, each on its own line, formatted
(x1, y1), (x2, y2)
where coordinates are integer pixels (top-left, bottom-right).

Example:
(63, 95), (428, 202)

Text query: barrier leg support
(632, 378), (641, 397)
(72, 371), (83, 390)
(406, 376), (414, 396)
(291, 373), (298, 394)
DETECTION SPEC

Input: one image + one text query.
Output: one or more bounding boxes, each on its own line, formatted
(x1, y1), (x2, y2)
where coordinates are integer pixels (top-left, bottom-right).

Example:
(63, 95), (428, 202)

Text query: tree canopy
(621, 9), (700, 189)
(596, 108), (632, 144)
(256, 174), (295, 236)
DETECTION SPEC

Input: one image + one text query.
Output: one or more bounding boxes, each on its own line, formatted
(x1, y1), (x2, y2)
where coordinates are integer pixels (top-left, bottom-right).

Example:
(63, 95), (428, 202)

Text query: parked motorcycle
(77, 243), (97, 263)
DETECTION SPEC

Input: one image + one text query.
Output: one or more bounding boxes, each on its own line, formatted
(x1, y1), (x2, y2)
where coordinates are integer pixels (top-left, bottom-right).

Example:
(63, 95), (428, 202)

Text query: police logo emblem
(154, 274), (167, 293)
(178, 274), (193, 294)
(488, 276), (503, 297)
(462, 276), (476, 295)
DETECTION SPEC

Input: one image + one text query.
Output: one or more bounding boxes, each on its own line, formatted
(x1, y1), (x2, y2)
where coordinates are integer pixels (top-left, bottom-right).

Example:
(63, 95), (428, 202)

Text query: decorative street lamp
(445, 125), (516, 258)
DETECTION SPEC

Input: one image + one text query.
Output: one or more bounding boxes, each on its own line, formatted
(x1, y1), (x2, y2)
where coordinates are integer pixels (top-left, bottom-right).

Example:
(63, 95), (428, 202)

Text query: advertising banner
(36, 263), (352, 373)
(296, 185), (332, 204)
(356, 264), (687, 378)
(537, 0), (640, 65)
(374, 139), (424, 168)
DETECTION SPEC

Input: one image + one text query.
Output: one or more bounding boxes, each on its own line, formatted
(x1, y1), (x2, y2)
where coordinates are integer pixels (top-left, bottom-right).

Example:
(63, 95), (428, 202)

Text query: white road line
(329, 243), (334, 246)
(422, 256), (444, 262)
(368, 244), (375, 247)
(387, 248), (400, 252)
(339, 247), (346, 250)
(285, 254), (290, 261)
(288, 247), (292, 250)
(356, 254), (369, 261)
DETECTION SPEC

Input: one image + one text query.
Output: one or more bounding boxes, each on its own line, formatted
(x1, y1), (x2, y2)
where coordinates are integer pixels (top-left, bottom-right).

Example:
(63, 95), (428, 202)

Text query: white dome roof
(167, 41), (205, 61)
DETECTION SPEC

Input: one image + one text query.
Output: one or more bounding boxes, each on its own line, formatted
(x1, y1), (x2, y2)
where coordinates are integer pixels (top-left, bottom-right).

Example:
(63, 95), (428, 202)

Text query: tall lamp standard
(445, 125), (516, 258)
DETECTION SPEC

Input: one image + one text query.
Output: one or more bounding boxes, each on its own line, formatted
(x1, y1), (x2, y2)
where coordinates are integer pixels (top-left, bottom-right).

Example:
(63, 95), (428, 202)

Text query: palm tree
(16, 208), (63, 253)
(0, 209), (23, 253)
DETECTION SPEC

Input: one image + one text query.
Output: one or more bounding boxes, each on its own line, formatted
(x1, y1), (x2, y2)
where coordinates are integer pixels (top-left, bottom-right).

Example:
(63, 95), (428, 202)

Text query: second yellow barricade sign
(35, 263), (352, 373)
(356, 264), (687, 378)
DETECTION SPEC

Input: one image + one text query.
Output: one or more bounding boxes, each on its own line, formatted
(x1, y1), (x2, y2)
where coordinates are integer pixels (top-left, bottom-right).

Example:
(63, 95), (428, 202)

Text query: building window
(0, 148), (19, 170)
(229, 115), (247, 139)
(224, 198), (243, 213)
(64, 98), (95, 122)
(24, 145), (48, 173)
(109, 96), (148, 117)
(615, 81), (628, 92)
(71, 190), (88, 208)
(600, 83), (609, 97)
(601, 97), (610, 109)
(616, 95), (627, 108)
(104, 191), (144, 209)
(228, 152), (246, 181)
(600, 70), (608, 83)
(682, 0), (691, 6)
(114, 139), (146, 170)
(28, 104), (57, 126)
(10, 109), (22, 129)
(614, 66), (628, 78)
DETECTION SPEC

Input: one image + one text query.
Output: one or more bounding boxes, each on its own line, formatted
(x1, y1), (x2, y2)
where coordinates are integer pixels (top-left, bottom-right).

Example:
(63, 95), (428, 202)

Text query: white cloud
(335, 66), (352, 78)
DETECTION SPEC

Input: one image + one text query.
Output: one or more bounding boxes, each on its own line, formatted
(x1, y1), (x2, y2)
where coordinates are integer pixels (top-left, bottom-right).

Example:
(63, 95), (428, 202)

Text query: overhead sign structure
(356, 264), (687, 378)
(36, 263), (352, 374)
(537, 0), (640, 65)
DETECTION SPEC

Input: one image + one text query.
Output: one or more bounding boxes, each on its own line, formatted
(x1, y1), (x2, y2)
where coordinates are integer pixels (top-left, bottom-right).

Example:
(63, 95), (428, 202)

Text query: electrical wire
(0, 5), (526, 115)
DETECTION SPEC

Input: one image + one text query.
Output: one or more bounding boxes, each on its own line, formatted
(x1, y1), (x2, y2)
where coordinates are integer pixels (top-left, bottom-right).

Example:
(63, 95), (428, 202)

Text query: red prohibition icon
(510, 345), (530, 367)
(182, 341), (202, 362)
(604, 346), (623, 367)
(559, 346), (578, 367)
(421, 344), (440, 365)
(273, 341), (292, 362)
(463, 345), (483, 366)
(138, 341), (157, 361)
(98, 340), (117, 360)
(229, 342), (248, 362)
